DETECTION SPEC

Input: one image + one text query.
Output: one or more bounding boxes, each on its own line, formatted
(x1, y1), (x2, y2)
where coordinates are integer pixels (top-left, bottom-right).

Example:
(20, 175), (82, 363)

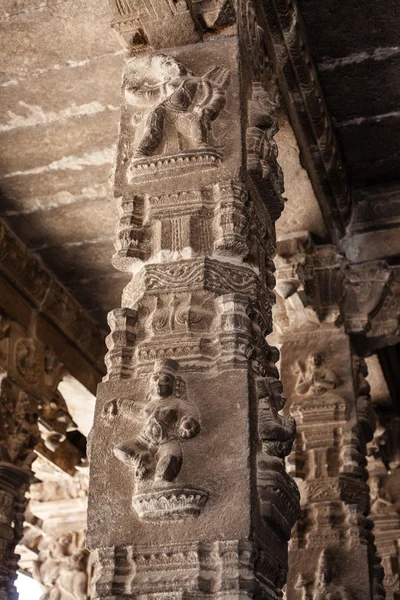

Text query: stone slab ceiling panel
(0, 0), (130, 329)
(297, 0), (400, 187)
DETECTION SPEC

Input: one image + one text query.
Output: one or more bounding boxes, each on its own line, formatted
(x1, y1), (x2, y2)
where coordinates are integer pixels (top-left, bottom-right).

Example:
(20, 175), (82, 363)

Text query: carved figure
(125, 54), (230, 158)
(15, 338), (41, 384)
(314, 548), (356, 600)
(114, 359), (200, 487)
(294, 353), (339, 397)
(0, 387), (40, 470)
(257, 377), (296, 458)
(34, 532), (88, 600)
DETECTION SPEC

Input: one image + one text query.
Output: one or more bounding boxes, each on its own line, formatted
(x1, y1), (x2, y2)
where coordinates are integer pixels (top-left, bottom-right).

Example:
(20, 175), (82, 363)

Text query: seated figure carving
(114, 358), (200, 488)
(294, 352), (339, 397)
(125, 53), (230, 161)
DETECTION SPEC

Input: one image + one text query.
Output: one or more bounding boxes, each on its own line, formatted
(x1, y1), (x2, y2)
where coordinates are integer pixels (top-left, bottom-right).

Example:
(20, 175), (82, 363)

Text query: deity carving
(124, 54), (230, 179)
(111, 359), (208, 520)
(0, 383), (40, 471)
(294, 353), (340, 397)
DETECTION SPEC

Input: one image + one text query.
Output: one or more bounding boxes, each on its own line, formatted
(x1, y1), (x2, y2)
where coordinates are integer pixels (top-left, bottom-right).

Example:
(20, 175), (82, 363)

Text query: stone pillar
(0, 311), (81, 599)
(274, 235), (384, 599)
(87, 2), (300, 597)
(368, 419), (400, 599)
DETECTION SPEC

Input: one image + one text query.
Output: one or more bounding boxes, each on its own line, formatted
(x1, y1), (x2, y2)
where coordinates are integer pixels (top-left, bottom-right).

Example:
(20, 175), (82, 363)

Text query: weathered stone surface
(86, 13), (301, 596)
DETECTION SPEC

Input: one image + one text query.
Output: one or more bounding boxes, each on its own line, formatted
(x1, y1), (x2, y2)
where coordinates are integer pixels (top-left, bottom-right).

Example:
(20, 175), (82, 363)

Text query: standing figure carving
(125, 54), (230, 159)
(114, 358), (200, 486)
(294, 353), (340, 397)
(111, 359), (207, 520)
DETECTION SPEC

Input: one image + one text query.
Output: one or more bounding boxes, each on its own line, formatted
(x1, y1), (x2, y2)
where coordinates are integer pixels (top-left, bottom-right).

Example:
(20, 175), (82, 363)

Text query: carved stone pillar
(274, 236), (384, 599)
(87, 3), (300, 597)
(368, 420), (400, 599)
(0, 311), (81, 599)
(25, 464), (90, 600)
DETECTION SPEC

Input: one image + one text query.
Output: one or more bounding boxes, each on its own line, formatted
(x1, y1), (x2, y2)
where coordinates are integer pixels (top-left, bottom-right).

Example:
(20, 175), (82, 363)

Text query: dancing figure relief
(109, 359), (207, 520)
(124, 53), (230, 162)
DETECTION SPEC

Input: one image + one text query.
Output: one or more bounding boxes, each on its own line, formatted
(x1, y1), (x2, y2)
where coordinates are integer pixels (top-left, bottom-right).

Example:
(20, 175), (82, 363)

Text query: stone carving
(109, 0), (235, 51)
(0, 380), (40, 471)
(342, 262), (392, 335)
(15, 337), (41, 384)
(247, 82), (284, 221)
(112, 359), (207, 520)
(33, 531), (89, 600)
(104, 308), (138, 380)
(257, 377), (296, 459)
(256, 374), (300, 541)
(213, 181), (249, 258)
(260, 0), (351, 234)
(125, 54), (230, 181)
(0, 221), (105, 380)
(313, 547), (356, 600)
(294, 353), (340, 397)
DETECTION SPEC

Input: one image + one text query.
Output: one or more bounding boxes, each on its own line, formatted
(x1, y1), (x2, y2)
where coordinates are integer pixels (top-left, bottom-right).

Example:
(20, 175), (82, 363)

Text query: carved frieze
(0, 379), (40, 472)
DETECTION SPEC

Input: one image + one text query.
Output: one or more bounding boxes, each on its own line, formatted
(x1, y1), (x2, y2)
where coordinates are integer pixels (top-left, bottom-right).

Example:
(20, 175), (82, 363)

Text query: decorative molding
(91, 539), (281, 598)
(132, 485), (209, 521)
(259, 0), (351, 239)
(108, 0), (235, 51)
(274, 232), (400, 349)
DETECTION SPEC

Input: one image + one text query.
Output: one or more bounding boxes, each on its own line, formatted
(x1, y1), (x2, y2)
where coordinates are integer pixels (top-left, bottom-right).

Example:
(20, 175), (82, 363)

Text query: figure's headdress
(153, 358), (179, 377)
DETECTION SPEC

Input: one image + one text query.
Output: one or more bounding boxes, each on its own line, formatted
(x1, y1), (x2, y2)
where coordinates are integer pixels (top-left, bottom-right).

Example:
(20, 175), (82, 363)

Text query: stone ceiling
(1, 0), (399, 330)
(298, 0), (400, 188)
(0, 0), (128, 331)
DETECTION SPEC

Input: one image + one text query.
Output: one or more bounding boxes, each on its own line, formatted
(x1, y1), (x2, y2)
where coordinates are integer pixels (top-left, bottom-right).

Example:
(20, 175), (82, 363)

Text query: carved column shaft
(87, 4), (299, 598)
(274, 236), (384, 599)
(0, 311), (81, 599)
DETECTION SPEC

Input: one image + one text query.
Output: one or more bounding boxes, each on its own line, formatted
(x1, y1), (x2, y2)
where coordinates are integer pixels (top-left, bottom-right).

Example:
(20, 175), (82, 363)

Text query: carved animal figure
(114, 359), (200, 487)
(294, 353), (339, 397)
(125, 54), (230, 158)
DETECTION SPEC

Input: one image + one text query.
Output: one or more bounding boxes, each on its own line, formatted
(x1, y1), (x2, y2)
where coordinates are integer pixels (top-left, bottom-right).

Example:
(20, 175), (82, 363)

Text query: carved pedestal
(87, 8), (299, 598)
